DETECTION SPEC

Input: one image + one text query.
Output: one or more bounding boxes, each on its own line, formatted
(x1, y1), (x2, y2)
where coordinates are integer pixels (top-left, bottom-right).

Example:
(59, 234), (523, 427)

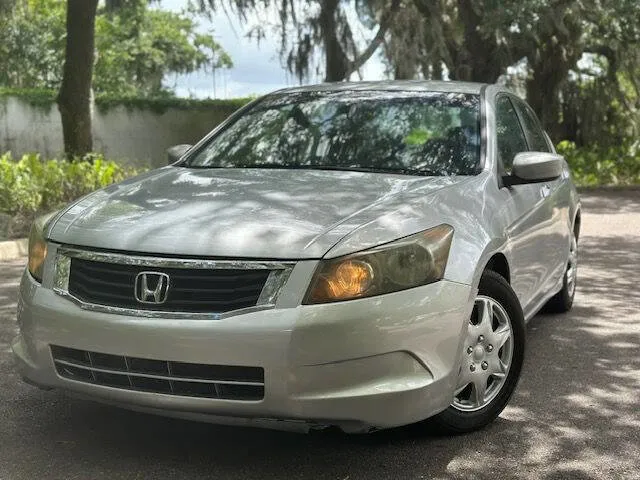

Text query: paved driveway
(0, 190), (638, 480)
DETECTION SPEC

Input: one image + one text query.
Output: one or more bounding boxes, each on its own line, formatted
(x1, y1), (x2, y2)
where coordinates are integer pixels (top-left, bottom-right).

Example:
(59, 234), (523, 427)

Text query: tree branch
(344, 0), (401, 79)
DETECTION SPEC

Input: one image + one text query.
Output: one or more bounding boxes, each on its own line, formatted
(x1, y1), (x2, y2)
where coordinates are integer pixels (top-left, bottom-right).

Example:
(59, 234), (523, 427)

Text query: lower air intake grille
(51, 345), (264, 401)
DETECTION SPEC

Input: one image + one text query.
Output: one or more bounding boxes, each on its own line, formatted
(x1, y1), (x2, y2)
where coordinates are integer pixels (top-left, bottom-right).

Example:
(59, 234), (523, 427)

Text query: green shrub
(0, 152), (143, 238)
(557, 141), (640, 187)
(0, 88), (254, 114)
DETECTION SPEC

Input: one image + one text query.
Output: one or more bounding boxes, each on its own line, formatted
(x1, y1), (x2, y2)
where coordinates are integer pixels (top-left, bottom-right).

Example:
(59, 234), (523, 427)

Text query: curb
(0, 238), (28, 261)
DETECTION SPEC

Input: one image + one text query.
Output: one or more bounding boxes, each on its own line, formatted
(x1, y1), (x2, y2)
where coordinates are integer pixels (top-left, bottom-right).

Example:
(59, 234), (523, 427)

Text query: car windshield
(183, 90), (481, 176)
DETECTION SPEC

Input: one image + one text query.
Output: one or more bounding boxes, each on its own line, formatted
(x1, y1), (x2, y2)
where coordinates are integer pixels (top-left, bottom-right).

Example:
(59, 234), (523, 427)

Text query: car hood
(48, 167), (470, 259)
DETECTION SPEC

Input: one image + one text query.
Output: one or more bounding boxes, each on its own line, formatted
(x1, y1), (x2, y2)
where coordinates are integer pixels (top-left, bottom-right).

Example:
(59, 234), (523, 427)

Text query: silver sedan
(14, 81), (580, 434)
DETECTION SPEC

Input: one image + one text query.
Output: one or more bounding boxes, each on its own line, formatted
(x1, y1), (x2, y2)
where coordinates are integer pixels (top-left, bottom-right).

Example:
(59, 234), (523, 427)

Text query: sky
(159, 0), (387, 98)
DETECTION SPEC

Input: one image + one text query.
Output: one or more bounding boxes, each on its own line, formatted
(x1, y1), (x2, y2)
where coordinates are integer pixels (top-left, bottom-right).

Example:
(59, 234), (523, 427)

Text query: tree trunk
(431, 61), (443, 80)
(526, 41), (581, 140)
(320, 0), (350, 82)
(57, 0), (99, 158)
(451, 0), (502, 83)
(526, 69), (564, 140)
(394, 63), (415, 80)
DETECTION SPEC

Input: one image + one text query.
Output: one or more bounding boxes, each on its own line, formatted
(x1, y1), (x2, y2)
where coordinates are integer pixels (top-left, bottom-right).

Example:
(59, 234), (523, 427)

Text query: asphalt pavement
(0, 190), (638, 480)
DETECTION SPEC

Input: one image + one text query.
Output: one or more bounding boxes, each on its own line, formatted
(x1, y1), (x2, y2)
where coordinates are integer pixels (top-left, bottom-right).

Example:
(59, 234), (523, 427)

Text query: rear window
(513, 99), (551, 152)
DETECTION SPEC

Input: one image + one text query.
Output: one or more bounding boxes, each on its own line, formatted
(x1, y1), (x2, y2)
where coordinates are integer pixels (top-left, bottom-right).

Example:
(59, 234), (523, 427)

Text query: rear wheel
(544, 231), (578, 313)
(431, 271), (525, 434)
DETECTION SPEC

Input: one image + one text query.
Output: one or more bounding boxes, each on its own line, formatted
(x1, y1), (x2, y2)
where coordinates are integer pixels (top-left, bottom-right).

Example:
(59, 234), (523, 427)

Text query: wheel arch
(465, 237), (513, 298)
(573, 209), (581, 240)
(483, 252), (511, 284)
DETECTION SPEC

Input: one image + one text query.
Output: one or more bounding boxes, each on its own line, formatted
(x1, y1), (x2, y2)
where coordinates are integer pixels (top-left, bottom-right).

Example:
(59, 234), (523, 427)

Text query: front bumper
(13, 266), (474, 432)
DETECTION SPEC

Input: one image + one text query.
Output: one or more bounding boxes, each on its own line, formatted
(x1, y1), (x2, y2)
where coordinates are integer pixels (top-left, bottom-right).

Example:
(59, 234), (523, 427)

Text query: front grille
(68, 258), (271, 313)
(51, 345), (264, 401)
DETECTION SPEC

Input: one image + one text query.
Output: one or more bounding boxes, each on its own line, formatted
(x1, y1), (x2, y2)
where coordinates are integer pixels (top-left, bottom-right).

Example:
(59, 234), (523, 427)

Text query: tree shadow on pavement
(441, 233), (640, 479)
(578, 188), (639, 215)
(0, 228), (639, 479)
(0, 260), (24, 363)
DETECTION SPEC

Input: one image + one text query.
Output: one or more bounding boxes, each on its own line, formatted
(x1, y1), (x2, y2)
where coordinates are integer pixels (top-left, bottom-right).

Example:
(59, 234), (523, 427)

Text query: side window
(513, 99), (551, 152)
(496, 96), (528, 173)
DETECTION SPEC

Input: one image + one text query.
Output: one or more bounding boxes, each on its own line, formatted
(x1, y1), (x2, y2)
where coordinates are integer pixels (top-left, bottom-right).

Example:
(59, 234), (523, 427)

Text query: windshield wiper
(190, 164), (438, 176)
(338, 166), (439, 176)
(305, 165), (439, 176)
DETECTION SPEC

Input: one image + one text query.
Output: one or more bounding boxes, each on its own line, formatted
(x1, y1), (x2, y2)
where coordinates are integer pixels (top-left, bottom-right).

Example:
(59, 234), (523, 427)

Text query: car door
(511, 97), (569, 301)
(494, 94), (554, 313)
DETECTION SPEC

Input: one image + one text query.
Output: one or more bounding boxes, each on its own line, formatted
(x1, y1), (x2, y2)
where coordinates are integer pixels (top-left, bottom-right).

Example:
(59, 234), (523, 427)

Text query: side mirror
(166, 144), (192, 165)
(504, 152), (563, 186)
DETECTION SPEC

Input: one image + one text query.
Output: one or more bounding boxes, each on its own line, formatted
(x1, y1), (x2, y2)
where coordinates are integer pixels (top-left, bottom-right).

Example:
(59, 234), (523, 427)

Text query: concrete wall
(0, 96), (239, 168)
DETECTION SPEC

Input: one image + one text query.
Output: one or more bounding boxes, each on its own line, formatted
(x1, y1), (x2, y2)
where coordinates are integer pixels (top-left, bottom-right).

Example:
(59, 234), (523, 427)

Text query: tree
(94, 2), (232, 96)
(0, 0), (234, 156)
(201, 0), (401, 82)
(0, 0), (65, 89)
(0, 0), (232, 97)
(0, 0), (14, 13)
(382, 0), (640, 145)
(384, 0), (526, 83)
(57, 0), (99, 157)
(516, 0), (640, 140)
(558, 20), (640, 145)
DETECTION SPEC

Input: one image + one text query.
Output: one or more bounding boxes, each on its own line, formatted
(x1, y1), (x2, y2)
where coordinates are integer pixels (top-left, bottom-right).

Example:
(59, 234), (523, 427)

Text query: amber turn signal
(324, 260), (375, 300)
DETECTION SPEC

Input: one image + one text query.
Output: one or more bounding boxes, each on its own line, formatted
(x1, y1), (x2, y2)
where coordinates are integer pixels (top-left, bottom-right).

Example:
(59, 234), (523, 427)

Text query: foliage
(0, 0), (65, 89)
(382, 0), (640, 147)
(94, 1), (232, 96)
(0, 88), (253, 113)
(0, 0), (15, 12)
(200, 0), (399, 82)
(0, 87), (57, 107)
(0, 152), (143, 218)
(0, 0), (232, 97)
(93, 93), (252, 113)
(557, 141), (640, 187)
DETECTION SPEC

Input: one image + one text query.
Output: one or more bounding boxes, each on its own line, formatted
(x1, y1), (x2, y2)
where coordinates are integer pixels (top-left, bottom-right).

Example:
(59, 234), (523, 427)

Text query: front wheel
(431, 270), (525, 434)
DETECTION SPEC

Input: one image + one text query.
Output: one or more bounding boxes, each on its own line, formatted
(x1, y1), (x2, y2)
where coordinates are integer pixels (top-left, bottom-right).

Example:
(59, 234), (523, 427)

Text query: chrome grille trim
(57, 246), (293, 270)
(53, 246), (294, 319)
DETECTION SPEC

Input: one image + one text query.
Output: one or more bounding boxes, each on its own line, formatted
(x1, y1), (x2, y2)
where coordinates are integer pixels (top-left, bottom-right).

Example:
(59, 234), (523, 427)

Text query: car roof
(272, 80), (488, 96)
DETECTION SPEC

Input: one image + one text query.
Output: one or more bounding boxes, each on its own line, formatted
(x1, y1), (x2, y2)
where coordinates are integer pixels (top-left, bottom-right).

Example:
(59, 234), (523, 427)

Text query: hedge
(0, 152), (144, 239)
(0, 88), (254, 114)
(557, 141), (640, 187)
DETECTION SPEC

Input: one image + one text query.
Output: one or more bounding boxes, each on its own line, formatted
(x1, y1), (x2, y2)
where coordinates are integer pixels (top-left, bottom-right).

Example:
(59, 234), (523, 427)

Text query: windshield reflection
(184, 91), (481, 176)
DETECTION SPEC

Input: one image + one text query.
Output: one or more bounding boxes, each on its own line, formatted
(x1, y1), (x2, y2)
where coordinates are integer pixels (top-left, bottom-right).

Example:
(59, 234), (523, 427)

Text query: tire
(431, 270), (525, 434)
(544, 231), (578, 313)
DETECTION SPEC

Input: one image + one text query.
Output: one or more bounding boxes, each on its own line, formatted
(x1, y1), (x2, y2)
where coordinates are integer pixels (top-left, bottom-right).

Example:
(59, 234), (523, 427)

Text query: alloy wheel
(452, 295), (514, 412)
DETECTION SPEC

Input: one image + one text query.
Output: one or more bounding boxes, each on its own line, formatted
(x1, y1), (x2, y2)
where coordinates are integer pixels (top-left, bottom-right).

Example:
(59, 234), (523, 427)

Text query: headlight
(28, 212), (57, 283)
(304, 224), (454, 304)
